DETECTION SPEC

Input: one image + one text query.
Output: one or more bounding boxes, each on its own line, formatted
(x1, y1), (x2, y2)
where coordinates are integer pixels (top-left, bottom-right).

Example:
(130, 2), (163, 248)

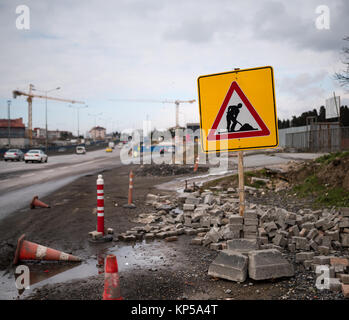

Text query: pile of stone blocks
(124, 192), (349, 256)
(208, 239), (294, 282)
(119, 190), (349, 296)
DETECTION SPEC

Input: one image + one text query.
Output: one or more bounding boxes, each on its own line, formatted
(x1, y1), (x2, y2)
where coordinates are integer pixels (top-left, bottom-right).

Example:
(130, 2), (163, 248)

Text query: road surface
(0, 148), (123, 219)
(0, 149), (324, 220)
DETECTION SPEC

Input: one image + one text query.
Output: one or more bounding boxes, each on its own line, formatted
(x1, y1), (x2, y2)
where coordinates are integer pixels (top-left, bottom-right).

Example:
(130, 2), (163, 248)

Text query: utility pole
(32, 86), (61, 152)
(27, 84), (34, 145)
(7, 100), (11, 147)
(88, 112), (103, 127)
(70, 105), (88, 139)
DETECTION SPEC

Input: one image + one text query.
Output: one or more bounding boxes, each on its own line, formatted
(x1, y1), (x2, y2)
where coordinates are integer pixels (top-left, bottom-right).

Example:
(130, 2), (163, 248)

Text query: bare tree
(335, 37), (349, 87)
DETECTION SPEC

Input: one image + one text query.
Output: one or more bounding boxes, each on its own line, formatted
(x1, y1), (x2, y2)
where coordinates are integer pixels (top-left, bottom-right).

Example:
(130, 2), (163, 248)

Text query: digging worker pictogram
(226, 103), (243, 132)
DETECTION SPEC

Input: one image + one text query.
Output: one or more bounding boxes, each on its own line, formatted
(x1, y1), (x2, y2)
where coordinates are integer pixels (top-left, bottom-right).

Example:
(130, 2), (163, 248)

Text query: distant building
(89, 126), (106, 141)
(186, 123), (200, 132)
(186, 122), (201, 142)
(0, 118), (27, 147)
(33, 128), (72, 141)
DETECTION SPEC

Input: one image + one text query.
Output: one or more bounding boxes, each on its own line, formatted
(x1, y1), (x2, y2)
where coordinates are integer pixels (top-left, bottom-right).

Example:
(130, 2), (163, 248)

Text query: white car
(24, 149), (48, 163)
(76, 146), (86, 154)
(3, 149), (24, 161)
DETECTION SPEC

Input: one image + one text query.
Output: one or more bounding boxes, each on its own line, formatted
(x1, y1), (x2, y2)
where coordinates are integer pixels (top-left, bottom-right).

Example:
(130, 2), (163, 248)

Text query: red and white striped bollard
(128, 170), (134, 205)
(97, 174), (104, 235)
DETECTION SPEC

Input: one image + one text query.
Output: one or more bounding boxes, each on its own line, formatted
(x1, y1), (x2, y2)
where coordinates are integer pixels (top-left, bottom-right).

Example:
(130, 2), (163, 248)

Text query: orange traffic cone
(13, 234), (82, 265)
(30, 196), (50, 209)
(103, 254), (122, 300)
(193, 156), (199, 172)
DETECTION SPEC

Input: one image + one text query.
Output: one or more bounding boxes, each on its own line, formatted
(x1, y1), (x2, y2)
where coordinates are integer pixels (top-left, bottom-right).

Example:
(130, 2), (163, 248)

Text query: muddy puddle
(0, 239), (180, 300)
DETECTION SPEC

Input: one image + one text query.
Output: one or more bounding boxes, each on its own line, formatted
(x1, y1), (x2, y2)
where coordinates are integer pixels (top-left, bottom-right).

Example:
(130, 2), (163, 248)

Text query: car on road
(58, 147), (67, 152)
(3, 149), (24, 161)
(24, 150), (48, 163)
(76, 146), (86, 154)
(106, 147), (113, 152)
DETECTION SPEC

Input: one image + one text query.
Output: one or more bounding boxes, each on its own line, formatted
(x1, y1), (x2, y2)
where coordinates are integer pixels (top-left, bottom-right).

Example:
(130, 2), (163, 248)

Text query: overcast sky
(0, 0), (348, 135)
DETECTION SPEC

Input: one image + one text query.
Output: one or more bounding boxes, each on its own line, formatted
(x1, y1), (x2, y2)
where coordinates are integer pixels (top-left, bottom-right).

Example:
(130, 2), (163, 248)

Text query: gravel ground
(1, 163), (347, 300)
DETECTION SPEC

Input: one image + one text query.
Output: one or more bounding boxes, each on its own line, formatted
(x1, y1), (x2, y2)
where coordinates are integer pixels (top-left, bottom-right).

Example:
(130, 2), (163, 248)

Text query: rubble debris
(119, 188), (349, 295)
(134, 164), (209, 176)
(248, 249), (294, 280)
(208, 250), (248, 282)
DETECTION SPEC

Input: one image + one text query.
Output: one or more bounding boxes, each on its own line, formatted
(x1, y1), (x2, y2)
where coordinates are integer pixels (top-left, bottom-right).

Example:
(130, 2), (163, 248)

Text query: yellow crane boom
(109, 98), (196, 128)
(13, 84), (85, 146)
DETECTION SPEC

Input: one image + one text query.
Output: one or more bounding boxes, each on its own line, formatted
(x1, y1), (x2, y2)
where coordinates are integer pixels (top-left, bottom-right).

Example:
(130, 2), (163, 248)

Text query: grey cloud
(278, 71), (328, 100)
(162, 1), (246, 43)
(164, 18), (217, 43)
(252, 0), (349, 52)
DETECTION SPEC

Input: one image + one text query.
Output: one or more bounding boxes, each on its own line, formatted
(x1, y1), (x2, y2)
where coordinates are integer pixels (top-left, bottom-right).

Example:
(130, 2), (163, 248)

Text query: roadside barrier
(30, 196), (50, 209)
(123, 170), (136, 208)
(103, 254), (123, 300)
(128, 170), (134, 205)
(88, 174), (113, 243)
(193, 156), (199, 172)
(13, 234), (81, 264)
(97, 174), (105, 235)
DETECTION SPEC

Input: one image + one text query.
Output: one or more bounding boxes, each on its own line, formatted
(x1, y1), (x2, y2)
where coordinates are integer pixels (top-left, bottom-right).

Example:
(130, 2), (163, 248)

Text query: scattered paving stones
(119, 188), (349, 296)
(208, 250), (248, 282)
(248, 249), (294, 280)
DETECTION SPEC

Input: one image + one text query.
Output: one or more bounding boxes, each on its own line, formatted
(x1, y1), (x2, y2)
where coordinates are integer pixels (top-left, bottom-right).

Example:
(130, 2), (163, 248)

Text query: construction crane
(13, 84), (85, 146)
(109, 98), (196, 128)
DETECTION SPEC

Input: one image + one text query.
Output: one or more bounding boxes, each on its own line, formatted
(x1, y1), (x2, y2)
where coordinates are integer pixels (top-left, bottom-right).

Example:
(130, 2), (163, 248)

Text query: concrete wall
(0, 138), (29, 148)
(278, 126), (309, 147)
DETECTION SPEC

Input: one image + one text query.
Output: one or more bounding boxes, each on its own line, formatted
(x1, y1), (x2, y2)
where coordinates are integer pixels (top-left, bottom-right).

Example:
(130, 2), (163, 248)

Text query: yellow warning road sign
(197, 66), (278, 152)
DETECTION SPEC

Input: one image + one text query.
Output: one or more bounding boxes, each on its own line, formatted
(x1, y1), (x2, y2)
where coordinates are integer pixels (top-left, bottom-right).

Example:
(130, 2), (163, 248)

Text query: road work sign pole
(97, 174), (105, 235)
(238, 151), (245, 216)
(128, 170), (134, 205)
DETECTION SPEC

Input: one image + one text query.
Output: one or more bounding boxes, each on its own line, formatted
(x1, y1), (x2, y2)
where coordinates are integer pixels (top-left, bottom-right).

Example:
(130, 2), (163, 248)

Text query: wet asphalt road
(0, 148), (123, 220)
(0, 149), (323, 220)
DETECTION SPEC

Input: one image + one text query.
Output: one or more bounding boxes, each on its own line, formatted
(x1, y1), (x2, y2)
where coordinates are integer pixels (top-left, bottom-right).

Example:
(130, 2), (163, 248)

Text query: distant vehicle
(24, 150), (48, 163)
(3, 149), (24, 161)
(106, 147), (113, 153)
(108, 142), (115, 149)
(76, 146), (86, 154)
(58, 147), (67, 152)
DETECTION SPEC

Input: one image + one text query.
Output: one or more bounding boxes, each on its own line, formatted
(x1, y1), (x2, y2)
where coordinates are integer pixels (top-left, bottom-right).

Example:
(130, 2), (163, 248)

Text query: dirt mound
(134, 164), (209, 176)
(285, 152), (349, 190)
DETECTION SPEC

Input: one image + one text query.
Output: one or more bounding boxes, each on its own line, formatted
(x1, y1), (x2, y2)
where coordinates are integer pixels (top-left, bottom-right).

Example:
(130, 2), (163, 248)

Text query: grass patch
(250, 180), (266, 189)
(315, 151), (349, 165)
(245, 168), (267, 178)
(292, 174), (349, 207)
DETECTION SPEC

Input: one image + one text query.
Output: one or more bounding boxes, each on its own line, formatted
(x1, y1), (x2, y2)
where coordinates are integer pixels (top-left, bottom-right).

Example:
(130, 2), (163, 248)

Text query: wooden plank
(238, 151), (245, 216)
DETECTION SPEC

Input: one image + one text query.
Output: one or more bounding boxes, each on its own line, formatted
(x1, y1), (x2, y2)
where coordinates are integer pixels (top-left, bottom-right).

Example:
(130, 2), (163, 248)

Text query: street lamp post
(88, 112), (103, 127)
(69, 105), (88, 140)
(7, 100), (11, 147)
(88, 112), (103, 141)
(33, 86), (60, 152)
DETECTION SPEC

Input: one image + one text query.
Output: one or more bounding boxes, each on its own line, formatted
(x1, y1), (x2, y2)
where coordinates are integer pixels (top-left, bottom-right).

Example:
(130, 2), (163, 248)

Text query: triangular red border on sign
(207, 81), (270, 141)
